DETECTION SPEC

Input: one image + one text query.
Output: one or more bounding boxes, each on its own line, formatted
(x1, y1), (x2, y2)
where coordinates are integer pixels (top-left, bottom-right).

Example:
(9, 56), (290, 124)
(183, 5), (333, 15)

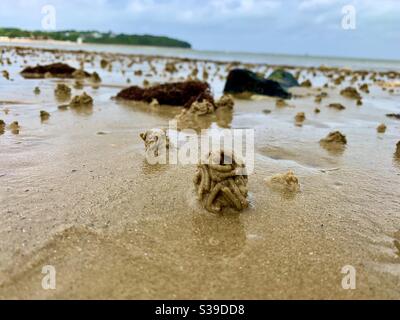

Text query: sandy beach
(0, 44), (399, 299)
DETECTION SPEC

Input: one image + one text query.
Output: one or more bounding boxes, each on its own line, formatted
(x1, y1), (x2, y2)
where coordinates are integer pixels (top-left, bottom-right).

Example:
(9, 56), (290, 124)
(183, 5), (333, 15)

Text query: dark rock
(223, 69), (291, 99)
(267, 69), (299, 89)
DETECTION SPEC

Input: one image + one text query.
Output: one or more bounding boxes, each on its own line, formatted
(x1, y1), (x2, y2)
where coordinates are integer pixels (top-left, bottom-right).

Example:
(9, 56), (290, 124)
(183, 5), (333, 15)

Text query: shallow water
(0, 44), (399, 299)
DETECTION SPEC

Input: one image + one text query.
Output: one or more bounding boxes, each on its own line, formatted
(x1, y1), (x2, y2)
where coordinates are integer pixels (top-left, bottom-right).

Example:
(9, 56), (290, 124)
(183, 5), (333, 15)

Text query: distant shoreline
(0, 36), (190, 48)
(0, 28), (191, 49)
(0, 36), (79, 46)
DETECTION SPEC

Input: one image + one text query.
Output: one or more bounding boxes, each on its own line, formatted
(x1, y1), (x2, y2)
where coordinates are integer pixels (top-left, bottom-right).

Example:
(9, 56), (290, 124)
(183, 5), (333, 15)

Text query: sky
(0, 0), (399, 60)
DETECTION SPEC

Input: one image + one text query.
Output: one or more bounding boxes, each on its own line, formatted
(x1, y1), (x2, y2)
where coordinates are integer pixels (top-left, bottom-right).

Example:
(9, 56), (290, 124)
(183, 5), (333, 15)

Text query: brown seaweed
(115, 80), (214, 108)
(20, 63), (90, 79)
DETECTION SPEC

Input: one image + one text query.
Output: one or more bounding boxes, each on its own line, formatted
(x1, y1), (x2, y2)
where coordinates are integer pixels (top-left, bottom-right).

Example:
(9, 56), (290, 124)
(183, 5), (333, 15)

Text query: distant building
(77, 37), (83, 44)
(92, 32), (102, 39)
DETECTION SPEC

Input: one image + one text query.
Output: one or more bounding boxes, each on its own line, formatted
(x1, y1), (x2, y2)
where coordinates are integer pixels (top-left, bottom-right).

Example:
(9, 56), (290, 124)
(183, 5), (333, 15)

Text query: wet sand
(0, 46), (400, 299)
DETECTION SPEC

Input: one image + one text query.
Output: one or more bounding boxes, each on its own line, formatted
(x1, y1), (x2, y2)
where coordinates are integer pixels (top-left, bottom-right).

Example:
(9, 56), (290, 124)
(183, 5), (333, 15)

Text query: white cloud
(299, 0), (339, 11)
(0, 0), (399, 59)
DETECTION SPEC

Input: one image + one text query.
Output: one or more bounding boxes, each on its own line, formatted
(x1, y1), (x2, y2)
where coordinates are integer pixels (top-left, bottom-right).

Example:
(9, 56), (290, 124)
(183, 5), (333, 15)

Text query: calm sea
(1, 40), (400, 71)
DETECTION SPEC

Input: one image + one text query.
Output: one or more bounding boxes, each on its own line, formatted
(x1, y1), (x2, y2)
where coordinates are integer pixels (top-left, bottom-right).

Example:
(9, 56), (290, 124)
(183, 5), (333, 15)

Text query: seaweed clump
(194, 150), (249, 214)
(0, 120), (5, 134)
(116, 80), (213, 108)
(40, 110), (50, 121)
(69, 92), (93, 108)
(300, 79), (312, 88)
(90, 72), (102, 83)
(315, 91), (328, 104)
(21, 63), (90, 79)
(186, 100), (215, 116)
(320, 131), (347, 155)
(377, 124), (387, 133)
(2, 70), (10, 80)
(9, 121), (20, 134)
(328, 103), (346, 111)
(165, 62), (178, 73)
(396, 141), (400, 158)
(320, 131), (347, 145)
(386, 113), (400, 120)
(55, 84), (72, 98)
(276, 99), (288, 108)
(340, 87), (361, 100)
(100, 59), (109, 69)
(295, 112), (306, 123)
(359, 83), (370, 94)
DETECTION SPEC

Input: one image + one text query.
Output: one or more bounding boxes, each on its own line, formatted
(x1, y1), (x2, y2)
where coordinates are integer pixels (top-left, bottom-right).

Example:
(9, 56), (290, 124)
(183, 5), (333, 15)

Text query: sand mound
(194, 150), (249, 214)
(340, 87), (361, 100)
(265, 171), (300, 193)
(320, 131), (347, 145)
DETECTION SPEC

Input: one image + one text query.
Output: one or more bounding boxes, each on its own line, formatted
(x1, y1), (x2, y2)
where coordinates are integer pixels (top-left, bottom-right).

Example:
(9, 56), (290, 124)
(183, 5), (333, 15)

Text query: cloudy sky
(1, 0), (399, 60)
